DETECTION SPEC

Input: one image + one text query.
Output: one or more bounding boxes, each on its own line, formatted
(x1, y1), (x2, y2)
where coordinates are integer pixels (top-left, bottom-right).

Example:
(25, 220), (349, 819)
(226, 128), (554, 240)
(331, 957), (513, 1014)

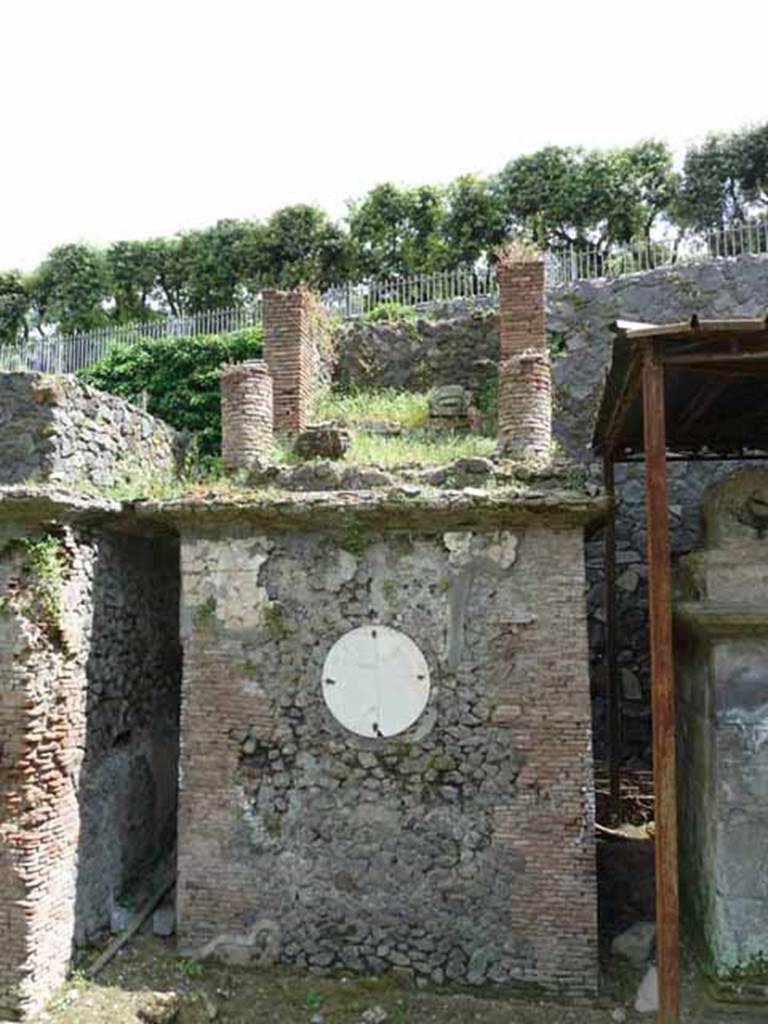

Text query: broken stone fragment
(429, 385), (470, 419)
(453, 456), (494, 476)
(340, 467), (394, 489)
(634, 963), (658, 1014)
(612, 920), (655, 965)
(152, 902), (177, 937)
(294, 422), (351, 459)
(137, 991), (181, 1023)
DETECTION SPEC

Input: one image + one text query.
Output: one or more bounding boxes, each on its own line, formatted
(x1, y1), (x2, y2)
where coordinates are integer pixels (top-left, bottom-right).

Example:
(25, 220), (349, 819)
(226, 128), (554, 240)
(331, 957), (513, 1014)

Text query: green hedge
(79, 327), (263, 457)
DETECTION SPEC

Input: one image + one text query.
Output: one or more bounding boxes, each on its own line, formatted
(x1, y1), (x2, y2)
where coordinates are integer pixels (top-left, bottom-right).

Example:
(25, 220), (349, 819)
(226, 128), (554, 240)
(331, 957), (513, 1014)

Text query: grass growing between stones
(312, 388), (430, 429)
(272, 430), (497, 468)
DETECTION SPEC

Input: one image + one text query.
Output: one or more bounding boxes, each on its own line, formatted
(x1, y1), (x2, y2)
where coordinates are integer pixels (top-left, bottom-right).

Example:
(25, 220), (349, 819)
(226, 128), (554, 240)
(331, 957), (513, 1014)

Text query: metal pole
(604, 454), (621, 822)
(641, 346), (679, 1024)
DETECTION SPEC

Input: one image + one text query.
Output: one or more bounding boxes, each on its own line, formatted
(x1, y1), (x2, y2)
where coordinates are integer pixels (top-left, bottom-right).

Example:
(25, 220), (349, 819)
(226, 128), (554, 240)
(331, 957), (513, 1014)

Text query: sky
(2, 0), (767, 272)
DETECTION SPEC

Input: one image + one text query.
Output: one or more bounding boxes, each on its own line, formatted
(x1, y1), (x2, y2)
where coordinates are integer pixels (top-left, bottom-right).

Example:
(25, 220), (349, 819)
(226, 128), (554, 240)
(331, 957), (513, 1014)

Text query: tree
(0, 272), (29, 345)
(151, 237), (189, 316)
(494, 141), (677, 252)
(678, 124), (768, 230)
(442, 174), (507, 267)
(177, 220), (264, 312)
(107, 239), (162, 322)
(264, 205), (349, 289)
(347, 183), (446, 276)
(29, 243), (110, 334)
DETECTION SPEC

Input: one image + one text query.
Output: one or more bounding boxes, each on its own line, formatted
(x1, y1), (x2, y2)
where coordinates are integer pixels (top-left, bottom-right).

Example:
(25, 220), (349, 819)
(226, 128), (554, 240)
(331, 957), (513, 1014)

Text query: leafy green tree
(0, 272), (30, 345)
(151, 237), (189, 316)
(495, 141), (677, 251)
(347, 183), (447, 276)
(29, 243), (110, 334)
(264, 205), (349, 289)
(177, 220), (262, 312)
(106, 239), (162, 322)
(442, 174), (507, 266)
(678, 124), (768, 230)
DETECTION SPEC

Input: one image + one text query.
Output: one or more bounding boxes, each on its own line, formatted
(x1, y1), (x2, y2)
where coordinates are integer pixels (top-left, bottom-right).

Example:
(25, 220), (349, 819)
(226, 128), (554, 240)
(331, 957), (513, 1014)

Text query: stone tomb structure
(168, 492), (600, 993)
(677, 469), (768, 988)
(0, 265), (603, 1017)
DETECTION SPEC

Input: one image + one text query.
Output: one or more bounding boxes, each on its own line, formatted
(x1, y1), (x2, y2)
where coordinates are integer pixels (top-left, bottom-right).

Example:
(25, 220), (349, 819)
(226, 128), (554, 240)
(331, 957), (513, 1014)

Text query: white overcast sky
(2, 0), (766, 271)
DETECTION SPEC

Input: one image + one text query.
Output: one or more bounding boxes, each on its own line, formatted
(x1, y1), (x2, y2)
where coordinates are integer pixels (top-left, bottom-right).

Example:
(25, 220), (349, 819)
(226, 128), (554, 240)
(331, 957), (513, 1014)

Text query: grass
(273, 430), (496, 468)
(301, 386), (497, 466)
(312, 387), (429, 430)
(343, 431), (495, 466)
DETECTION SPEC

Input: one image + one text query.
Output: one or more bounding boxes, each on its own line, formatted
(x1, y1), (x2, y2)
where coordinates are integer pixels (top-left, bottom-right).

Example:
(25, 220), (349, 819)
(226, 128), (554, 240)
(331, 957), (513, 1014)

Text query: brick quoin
(496, 260), (553, 458)
(263, 289), (323, 433)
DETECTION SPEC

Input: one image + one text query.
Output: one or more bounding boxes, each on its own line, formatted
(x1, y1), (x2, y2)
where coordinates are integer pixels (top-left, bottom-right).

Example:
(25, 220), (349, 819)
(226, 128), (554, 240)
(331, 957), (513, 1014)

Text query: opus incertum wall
(173, 493), (600, 996)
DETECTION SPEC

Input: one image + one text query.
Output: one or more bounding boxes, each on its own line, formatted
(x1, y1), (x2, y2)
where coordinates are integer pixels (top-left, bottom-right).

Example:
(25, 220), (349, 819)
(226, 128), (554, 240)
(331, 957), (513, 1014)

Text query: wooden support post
(604, 454), (621, 822)
(641, 347), (680, 1024)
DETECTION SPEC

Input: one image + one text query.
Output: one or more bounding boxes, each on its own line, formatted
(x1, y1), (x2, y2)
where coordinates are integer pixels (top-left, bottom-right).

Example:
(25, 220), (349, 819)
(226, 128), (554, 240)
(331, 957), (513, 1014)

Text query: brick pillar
(220, 360), (273, 470)
(496, 259), (552, 458)
(263, 289), (320, 434)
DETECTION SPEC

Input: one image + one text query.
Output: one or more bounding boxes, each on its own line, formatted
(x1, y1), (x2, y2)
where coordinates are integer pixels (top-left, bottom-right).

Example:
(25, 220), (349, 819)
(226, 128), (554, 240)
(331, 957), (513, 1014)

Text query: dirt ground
(27, 935), (768, 1024)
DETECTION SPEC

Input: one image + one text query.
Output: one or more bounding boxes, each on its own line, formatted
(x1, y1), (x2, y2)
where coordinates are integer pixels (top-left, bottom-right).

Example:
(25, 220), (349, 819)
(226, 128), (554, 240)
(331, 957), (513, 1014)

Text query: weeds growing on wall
(361, 302), (418, 324)
(80, 327), (263, 458)
(2, 534), (68, 644)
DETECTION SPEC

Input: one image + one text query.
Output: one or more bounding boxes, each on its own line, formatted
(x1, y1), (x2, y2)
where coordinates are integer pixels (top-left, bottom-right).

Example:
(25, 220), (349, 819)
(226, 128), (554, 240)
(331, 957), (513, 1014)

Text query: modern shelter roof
(593, 317), (768, 459)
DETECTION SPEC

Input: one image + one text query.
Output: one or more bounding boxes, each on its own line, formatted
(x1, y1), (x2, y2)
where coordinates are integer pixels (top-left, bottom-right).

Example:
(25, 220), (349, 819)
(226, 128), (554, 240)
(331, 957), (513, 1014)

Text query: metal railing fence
(322, 267), (498, 319)
(546, 218), (768, 286)
(0, 304), (262, 374)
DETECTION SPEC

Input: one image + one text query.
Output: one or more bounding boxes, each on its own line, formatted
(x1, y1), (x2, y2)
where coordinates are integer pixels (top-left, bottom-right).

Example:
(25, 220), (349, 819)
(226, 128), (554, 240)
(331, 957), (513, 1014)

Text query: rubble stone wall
(176, 517), (597, 996)
(0, 373), (184, 490)
(0, 523), (180, 1020)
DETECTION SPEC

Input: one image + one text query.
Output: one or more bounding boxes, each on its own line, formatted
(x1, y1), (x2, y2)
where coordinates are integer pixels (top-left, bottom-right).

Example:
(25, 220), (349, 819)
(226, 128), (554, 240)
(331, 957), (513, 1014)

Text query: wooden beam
(662, 350), (768, 366)
(642, 348), (680, 1024)
(604, 455), (621, 822)
(602, 347), (644, 456)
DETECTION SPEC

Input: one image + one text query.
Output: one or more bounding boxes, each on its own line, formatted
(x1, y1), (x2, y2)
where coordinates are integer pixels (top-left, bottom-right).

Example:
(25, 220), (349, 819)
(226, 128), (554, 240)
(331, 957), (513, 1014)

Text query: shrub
(362, 301), (418, 324)
(80, 327), (263, 457)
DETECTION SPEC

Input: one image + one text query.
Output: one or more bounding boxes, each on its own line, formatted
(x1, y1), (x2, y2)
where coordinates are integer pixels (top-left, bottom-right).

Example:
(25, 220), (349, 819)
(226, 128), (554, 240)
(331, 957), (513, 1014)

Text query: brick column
(221, 360), (273, 470)
(263, 289), (321, 434)
(497, 259), (552, 458)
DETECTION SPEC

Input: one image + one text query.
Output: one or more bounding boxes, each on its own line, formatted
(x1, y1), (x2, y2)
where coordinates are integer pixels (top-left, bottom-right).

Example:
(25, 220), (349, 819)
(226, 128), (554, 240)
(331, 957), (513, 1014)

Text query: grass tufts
(312, 387), (429, 430)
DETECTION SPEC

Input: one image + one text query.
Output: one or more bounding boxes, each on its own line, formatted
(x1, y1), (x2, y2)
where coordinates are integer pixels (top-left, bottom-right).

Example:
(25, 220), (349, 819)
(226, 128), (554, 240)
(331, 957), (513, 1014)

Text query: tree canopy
(1, 122), (766, 343)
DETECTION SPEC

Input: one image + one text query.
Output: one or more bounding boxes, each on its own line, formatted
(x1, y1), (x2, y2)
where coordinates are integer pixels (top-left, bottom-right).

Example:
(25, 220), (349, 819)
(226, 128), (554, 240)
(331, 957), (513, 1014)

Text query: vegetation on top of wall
(272, 429), (496, 468)
(80, 327), (263, 458)
(361, 302), (419, 324)
(312, 387), (429, 430)
(1, 123), (766, 343)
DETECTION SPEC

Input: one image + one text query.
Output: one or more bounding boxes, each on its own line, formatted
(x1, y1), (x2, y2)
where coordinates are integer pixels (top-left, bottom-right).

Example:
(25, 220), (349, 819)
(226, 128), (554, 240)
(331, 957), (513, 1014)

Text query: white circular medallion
(322, 625), (430, 738)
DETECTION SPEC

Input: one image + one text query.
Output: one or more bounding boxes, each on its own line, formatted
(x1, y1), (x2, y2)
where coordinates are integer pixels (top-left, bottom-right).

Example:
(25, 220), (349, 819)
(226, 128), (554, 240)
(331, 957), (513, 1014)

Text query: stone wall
(0, 512), (180, 1019)
(0, 373), (184, 490)
(334, 312), (499, 397)
(175, 511), (597, 996)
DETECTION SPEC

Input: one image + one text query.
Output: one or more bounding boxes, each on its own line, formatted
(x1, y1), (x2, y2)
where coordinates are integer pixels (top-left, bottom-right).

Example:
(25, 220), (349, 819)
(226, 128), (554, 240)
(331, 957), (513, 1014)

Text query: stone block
(294, 423), (351, 460)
